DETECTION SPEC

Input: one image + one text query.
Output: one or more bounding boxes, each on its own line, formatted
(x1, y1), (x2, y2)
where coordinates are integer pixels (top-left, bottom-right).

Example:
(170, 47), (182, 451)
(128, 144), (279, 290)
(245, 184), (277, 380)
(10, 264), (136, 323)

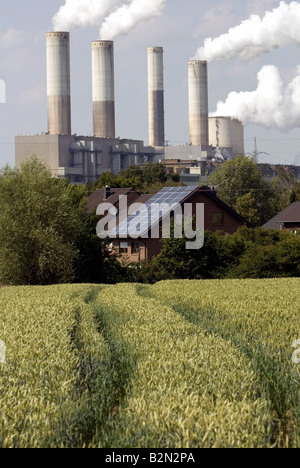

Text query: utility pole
(247, 137), (269, 164)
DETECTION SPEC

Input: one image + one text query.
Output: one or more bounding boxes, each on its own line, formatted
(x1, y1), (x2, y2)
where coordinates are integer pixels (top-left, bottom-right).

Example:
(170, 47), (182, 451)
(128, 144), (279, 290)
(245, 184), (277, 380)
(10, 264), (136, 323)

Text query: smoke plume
(211, 65), (300, 131)
(52, 0), (166, 39)
(195, 1), (300, 62)
(100, 0), (166, 40)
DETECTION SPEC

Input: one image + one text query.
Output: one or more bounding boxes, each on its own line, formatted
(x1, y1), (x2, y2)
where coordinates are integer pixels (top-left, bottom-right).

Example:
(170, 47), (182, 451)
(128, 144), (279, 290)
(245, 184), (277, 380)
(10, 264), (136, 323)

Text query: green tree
(92, 163), (182, 194)
(0, 158), (80, 285)
(208, 156), (278, 225)
(274, 169), (300, 208)
(142, 163), (167, 185)
(235, 192), (260, 225)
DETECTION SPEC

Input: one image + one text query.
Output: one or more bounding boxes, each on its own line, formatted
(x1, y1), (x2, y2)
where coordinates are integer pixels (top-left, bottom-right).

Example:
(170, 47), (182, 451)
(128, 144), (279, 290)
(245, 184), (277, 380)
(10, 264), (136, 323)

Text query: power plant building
(15, 33), (162, 183)
(164, 60), (244, 161)
(208, 117), (244, 156)
(15, 32), (245, 181)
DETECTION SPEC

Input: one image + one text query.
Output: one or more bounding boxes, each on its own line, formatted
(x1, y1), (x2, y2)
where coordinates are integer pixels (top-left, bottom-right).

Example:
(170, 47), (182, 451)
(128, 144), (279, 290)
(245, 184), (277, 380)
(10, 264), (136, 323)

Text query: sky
(1, 0), (300, 169)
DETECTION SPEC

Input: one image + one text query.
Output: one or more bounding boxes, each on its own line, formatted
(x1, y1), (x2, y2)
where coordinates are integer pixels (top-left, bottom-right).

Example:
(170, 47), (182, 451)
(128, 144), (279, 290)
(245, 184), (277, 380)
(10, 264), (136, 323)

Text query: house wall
(188, 191), (245, 234)
(112, 238), (162, 263)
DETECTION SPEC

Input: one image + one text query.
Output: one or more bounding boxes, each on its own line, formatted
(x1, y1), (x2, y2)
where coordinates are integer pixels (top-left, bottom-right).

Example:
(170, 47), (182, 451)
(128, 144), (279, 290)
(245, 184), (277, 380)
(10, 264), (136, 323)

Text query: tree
(208, 156), (278, 225)
(0, 158), (81, 285)
(142, 163), (167, 185)
(92, 163), (182, 194)
(274, 169), (300, 208)
(235, 192), (260, 225)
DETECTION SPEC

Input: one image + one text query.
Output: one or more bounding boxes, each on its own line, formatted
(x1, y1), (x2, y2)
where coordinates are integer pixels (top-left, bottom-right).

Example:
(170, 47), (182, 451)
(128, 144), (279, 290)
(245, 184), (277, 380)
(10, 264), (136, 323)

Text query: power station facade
(15, 32), (245, 183)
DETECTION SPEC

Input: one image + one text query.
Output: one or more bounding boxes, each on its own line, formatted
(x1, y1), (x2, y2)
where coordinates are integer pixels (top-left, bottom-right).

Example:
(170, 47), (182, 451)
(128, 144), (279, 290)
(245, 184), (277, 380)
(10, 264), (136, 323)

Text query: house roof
(263, 202), (300, 230)
(111, 186), (252, 238)
(86, 188), (140, 212)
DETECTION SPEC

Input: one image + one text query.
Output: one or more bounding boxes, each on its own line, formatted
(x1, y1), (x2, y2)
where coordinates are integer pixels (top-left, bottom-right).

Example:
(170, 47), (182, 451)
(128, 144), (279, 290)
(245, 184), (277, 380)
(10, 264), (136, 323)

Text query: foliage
(235, 191), (261, 225)
(134, 227), (300, 283)
(272, 169), (300, 209)
(208, 156), (279, 225)
(0, 159), (80, 285)
(92, 163), (182, 194)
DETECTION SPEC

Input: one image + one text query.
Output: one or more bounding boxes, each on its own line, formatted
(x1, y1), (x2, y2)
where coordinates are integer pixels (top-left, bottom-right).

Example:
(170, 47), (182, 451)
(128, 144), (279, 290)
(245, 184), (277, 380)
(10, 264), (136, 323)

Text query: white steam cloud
(195, 1), (300, 62)
(100, 0), (166, 40)
(52, 0), (166, 40)
(211, 65), (300, 131)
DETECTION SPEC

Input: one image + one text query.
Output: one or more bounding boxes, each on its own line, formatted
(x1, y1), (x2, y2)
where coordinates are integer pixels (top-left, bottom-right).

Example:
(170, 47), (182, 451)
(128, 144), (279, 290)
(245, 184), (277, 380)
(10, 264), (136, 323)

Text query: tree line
(0, 156), (299, 285)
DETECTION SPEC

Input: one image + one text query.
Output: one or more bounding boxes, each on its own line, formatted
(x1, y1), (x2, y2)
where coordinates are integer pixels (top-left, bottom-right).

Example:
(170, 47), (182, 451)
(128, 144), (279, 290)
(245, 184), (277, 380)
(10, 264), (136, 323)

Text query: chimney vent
(92, 41), (115, 139)
(46, 32), (71, 135)
(104, 186), (112, 200)
(188, 60), (209, 147)
(148, 47), (165, 147)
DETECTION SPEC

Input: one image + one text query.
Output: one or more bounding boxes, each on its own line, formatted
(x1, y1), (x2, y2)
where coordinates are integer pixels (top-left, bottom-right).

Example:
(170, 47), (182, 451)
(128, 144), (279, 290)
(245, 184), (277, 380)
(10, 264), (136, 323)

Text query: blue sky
(0, 0), (300, 168)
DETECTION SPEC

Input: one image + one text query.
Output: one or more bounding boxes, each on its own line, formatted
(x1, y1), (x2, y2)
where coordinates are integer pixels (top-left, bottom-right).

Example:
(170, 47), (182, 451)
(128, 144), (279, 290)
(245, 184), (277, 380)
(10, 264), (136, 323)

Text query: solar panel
(111, 186), (196, 238)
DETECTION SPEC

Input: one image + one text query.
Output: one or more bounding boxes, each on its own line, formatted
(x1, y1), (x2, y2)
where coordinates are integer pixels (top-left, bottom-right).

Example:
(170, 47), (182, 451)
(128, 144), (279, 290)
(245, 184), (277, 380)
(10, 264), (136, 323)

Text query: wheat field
(0, 279), (299, 448)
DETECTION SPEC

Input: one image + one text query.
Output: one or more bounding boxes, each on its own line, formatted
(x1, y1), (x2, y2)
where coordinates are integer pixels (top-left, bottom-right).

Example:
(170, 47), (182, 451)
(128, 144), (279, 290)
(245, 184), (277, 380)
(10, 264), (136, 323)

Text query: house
(87, 186), (251, 263)
(263, 202), (300, 232)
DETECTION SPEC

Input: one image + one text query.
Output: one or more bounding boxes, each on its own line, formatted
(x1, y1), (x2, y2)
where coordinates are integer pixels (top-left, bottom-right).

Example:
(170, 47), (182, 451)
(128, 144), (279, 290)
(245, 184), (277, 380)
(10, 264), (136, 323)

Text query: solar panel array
(111, 186), (196, 238)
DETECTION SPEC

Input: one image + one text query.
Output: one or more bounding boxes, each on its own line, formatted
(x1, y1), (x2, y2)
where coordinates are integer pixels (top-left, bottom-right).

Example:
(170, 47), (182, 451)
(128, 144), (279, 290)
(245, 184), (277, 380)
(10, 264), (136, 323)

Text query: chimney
(188, 60), (209, 147)
(92, 41), (115, 139)
(103, 186), (112, 200)
(46, 32), (71, 135)
(148, 47), (165, 147)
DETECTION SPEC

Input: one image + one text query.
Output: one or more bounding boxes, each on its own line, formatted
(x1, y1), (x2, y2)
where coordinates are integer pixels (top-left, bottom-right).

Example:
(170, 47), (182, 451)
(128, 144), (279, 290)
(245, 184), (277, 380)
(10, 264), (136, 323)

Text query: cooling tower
(188, 60), (209, 147)
(46, 32), (71, 135)
(148, 47), (165, 147)
(209, 117), (245, 155)
(92, 41), (115, 139)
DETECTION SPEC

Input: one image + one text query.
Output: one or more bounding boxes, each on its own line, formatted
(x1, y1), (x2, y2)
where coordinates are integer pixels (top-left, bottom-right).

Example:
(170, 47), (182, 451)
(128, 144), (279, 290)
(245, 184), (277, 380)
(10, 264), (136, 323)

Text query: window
(132, 243), (141, 255)
(119, 242), (128, 254)
(73, 152), (82, 166)
(213, 212), (224, 225)
(96, 153), (103, 166)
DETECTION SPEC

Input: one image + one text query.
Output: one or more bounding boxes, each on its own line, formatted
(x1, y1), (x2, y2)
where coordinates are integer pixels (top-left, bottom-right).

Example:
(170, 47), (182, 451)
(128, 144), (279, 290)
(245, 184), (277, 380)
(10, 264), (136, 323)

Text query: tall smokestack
(188, 60), (209, 146)
(92, 40), (115, 139)
(148, 47), (165, 147)
(46, 32), (71, 135)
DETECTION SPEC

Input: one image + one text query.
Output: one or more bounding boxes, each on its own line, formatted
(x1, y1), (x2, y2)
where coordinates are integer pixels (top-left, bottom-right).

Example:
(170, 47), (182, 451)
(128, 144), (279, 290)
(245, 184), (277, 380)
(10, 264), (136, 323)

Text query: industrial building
(15, 33), (163, 183)
(15, 32), (245, 182)
(164, 60), (244, 161)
